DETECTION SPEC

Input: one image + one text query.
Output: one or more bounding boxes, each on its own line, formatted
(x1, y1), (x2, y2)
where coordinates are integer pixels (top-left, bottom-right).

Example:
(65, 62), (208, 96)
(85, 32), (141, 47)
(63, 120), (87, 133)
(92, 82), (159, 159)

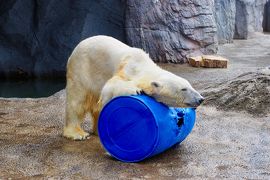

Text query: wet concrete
(0, 33), (270, 179)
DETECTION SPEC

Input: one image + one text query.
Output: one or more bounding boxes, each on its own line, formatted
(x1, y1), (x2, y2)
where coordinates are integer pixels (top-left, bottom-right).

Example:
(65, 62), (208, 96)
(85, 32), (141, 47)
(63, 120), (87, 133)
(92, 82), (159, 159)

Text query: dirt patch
(202, 70), (270, 116)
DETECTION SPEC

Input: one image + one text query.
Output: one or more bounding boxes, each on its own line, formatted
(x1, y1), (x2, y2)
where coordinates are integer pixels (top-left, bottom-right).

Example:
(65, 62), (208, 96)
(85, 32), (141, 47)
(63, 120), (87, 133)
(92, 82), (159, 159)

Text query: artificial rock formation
(234, 0), (267, 39)
(0, 0), (126, 78)
(214, 0), (236, 44)
(214, 0), (268, 43)
(125, 0), (218, 63)
(0, 0), (269, 78)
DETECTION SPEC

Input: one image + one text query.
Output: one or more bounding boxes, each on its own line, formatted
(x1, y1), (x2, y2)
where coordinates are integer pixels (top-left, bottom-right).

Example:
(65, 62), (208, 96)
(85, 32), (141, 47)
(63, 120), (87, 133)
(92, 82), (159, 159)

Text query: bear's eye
(181, 88), (187, 91)
(151, 82), (160, 88)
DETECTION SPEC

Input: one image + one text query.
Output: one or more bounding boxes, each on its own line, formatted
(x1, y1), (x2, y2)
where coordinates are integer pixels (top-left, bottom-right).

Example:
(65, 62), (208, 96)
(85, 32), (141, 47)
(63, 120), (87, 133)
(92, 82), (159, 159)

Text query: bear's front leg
(63, 82), (90, 140)
(94, 76), (142, 134)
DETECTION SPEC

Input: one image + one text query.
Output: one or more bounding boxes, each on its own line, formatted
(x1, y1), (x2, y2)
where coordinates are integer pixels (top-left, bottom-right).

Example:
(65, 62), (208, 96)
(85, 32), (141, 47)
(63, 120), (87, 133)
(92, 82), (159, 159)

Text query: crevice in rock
(263, 0), (270, 32)
(234, 0), (248, 39)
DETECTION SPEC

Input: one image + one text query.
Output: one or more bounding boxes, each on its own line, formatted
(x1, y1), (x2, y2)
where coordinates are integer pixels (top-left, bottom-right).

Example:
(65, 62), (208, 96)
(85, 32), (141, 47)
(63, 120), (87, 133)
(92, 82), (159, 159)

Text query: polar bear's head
(141, 71), (204, 108)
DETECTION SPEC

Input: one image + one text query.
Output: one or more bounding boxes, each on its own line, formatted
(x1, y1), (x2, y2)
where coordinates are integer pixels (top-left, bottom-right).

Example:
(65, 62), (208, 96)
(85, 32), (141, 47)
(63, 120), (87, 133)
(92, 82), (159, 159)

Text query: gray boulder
(234, 0), (267, 39)
(214, 0), (236, 44)
(0, 0), (126, 78)
(125, 0), (218, 63)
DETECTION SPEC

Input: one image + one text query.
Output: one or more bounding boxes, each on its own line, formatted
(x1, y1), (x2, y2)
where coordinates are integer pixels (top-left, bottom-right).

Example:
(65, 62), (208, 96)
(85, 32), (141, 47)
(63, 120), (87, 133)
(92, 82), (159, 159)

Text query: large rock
(202, 72), (270, 116)
(234, 0), (267, 39)
(125, 0), (218, 63)
(214, 0), (236, 44)
(0, 0), (126, 78)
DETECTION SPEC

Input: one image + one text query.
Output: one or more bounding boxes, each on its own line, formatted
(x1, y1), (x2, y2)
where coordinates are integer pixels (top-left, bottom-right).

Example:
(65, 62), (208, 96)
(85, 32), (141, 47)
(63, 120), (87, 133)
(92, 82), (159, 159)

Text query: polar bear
(63, 35), (204, 140)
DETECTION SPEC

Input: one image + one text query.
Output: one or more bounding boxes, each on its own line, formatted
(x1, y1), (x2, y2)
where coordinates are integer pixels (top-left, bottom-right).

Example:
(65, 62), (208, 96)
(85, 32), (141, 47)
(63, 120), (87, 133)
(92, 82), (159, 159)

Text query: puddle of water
(0, 79), (66, 98)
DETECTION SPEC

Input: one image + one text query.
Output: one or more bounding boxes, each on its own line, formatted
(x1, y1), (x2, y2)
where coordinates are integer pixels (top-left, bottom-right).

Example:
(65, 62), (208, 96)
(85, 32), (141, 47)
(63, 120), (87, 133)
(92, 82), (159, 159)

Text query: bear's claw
(63, 125), (90, 140)
(136, 89), (144, 95)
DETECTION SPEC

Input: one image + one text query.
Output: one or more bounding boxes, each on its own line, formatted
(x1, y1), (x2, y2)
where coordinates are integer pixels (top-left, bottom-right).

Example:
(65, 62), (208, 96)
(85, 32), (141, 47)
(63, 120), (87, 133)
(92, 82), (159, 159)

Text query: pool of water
(0, 79), (66, 98)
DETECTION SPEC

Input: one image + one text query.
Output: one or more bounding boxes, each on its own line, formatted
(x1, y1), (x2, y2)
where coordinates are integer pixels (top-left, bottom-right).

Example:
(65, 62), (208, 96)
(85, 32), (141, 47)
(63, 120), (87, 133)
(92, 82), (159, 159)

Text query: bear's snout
(185, 96), (204, 107)
(183, 88), (204, 107)
(196, 96), (205, 106)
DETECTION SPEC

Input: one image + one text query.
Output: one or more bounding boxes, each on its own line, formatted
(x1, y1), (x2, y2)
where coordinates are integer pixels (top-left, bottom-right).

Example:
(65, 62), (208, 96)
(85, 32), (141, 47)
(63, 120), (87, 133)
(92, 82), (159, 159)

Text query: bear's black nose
(198, 97), (205, 104)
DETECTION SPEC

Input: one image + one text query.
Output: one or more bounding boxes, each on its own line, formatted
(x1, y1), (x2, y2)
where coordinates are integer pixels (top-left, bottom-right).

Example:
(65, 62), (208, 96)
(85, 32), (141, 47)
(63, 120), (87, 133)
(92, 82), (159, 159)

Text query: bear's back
(80, 35), (129, 52)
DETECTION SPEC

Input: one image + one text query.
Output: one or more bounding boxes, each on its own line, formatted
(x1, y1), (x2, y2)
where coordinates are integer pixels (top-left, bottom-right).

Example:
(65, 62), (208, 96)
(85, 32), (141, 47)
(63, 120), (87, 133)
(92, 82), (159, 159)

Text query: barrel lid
(98, 96), (159, 162)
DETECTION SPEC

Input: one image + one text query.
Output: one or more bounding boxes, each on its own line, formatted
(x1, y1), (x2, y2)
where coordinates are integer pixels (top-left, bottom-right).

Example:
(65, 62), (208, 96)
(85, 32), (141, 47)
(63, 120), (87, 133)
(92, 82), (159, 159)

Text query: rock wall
(0, 0), (126, 78)
(0, 0), (268, 78)
(214, 0), (236, 44)
(125, 0), (218, 63)
(215, 0), (267, 43)
(234, 0), (267, 39)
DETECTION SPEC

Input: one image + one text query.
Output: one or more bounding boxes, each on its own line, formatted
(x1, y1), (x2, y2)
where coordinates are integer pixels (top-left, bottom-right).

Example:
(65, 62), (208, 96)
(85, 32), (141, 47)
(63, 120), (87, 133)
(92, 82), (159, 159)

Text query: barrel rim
(98, 95), (160, 162)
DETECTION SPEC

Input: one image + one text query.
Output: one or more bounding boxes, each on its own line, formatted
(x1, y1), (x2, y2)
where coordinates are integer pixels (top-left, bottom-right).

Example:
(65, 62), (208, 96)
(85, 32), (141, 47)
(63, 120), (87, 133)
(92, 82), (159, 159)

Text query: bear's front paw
(122, 86), (142, 96)
(63, 125), (90, 140)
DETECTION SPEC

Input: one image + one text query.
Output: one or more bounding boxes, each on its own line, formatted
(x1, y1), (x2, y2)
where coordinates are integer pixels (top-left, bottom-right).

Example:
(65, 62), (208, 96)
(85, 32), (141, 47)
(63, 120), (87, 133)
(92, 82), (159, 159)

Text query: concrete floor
(0, 33), (270, 179)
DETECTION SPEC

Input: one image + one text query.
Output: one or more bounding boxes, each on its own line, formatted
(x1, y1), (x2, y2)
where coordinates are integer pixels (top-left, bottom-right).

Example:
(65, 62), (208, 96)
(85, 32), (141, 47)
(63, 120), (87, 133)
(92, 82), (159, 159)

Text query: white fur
(64, 35), (203, 140)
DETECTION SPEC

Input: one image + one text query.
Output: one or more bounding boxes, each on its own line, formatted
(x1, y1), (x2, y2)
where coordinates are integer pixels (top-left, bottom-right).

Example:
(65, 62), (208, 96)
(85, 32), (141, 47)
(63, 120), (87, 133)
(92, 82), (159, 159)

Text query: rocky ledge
(203, 70), (270, 116)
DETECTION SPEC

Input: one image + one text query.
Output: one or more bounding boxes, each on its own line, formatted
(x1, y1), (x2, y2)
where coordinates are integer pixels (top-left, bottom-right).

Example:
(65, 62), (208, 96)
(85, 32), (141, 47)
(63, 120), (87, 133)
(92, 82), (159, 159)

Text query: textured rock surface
(0, 0), (268, 78)
(0, 0), (126, 78)
(234, 0), (267, 39)
(214, 0), (236, 44)
(214, 0), (268, 41)
(202, 72), (270, 115)
(125, 0), (218, 63)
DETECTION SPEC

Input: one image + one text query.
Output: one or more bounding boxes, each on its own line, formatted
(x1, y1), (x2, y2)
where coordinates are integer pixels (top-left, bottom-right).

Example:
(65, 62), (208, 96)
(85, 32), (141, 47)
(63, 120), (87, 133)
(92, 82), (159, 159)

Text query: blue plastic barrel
(98, 95), (196, 162)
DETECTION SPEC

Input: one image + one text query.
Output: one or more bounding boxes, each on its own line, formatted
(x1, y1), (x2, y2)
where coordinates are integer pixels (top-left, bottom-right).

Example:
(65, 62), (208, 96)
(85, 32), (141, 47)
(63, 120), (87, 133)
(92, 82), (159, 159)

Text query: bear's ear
(151, 81), (162, 93)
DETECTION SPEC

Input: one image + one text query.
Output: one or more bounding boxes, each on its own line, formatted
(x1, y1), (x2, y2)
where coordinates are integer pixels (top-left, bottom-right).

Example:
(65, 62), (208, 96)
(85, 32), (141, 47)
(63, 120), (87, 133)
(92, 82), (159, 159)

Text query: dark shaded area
(0, 0), (126, 79)
(263, 0), (270, 32)
(233, 0), (248, 39)
(0, 78), (65, 98)
(177, 117), (184, 127)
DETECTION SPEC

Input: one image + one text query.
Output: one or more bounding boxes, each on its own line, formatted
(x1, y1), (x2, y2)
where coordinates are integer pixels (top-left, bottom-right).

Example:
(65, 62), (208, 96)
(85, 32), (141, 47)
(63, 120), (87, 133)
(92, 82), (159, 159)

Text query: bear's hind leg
(64, 82), (89, 140)
(90, 107), (100, 136)
(84, 92), (101, 136)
